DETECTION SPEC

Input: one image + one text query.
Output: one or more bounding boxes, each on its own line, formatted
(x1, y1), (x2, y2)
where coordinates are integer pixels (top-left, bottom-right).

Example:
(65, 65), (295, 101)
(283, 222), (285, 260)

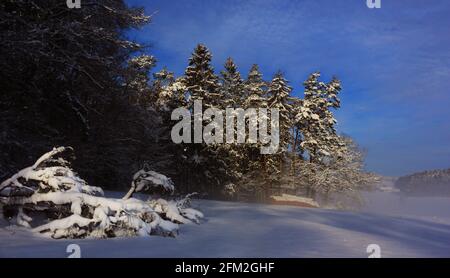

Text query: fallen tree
(0, 147), (203, 239)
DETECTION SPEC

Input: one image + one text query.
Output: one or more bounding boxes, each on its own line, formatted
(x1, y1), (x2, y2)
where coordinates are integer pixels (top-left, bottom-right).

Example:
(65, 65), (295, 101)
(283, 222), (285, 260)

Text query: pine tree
(243, 64), (267, 109)
(125, 55), (156, 106)
(220, 57), (244, 108)
(242, 64), (268, 167)
(234, 65), (268, 200)
(153, 68), (187, 113)
(321, 77), (345, 158)
(247, 72), (293, 197)
(267, 71), (294, 154)
(180, 44), (233, 193)
(297, 72), (343, 163)
(184, 44), (221, 110)
(217, 58), (246, 187)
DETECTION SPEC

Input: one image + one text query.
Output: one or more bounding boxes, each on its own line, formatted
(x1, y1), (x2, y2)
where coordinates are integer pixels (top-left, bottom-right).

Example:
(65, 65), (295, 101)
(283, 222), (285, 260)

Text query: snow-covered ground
(1, 190), (450, 258)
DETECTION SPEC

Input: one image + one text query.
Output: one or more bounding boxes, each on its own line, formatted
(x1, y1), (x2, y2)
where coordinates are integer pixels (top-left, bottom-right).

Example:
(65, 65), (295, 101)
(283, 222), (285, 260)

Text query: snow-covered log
(0, 147), (203, 239)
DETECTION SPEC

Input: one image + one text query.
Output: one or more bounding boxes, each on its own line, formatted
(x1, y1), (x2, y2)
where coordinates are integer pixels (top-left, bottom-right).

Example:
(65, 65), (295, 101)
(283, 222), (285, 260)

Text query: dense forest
(0, 0), (377, 204)
(396, 169), (450, 196)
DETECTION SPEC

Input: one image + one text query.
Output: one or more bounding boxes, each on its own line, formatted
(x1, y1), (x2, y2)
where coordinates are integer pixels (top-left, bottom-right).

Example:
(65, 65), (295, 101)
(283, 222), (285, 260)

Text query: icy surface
(1, 191), (449, 258)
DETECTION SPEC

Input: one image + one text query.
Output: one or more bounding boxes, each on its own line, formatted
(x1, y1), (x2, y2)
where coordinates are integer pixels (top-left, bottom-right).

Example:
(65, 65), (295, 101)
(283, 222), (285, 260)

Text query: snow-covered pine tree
(297, 72), (343, 163)
(249, 72), (294, 197)
(242, 64), (268, 167)
(293, 72), (351, 198)
(267, 71), (294, 156)
(236, 65), (269, 200)
(325, 77), (341, 110)
(243, 64), (268, 109)
(180, 44), (233, 193)
(321, 77), (345, 157)
(184, 44), (221, 110)
(298, 72), (321, 162)
(154, 68), (187, 113)
(215, 58), (247, 191)
(220, 57), (245, 108)
(124, 55), (156, 106)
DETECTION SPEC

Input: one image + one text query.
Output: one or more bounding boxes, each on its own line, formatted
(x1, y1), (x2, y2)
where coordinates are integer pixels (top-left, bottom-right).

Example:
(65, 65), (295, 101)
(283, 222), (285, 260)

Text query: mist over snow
(1, 190), (450, 258)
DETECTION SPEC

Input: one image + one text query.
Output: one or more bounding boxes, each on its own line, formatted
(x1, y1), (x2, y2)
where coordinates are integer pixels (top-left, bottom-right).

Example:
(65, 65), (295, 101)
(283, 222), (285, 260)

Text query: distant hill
(374, 176), (400, 193)
(396, 169), (450, 196)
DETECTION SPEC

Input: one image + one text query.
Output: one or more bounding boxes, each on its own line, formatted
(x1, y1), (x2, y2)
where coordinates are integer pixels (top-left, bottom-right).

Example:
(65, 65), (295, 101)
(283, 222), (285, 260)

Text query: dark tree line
(0, 0), (169, 189)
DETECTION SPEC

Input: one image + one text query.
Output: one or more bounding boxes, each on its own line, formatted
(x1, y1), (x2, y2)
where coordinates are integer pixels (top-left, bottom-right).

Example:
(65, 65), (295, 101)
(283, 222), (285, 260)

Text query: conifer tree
(267, 71), (294, 154)
(181, 45), (232, 193)
(246, 72), (293, 197)
(125, 55), (156, 106)
(184, 44), (221, 110)
(243, 64), (267, 109)
(220, 57), (244, 108)
(297, 72), (343, 163)
(242, 64), (268, 167)
(321, 77), (344, 157)
(217, 58), (246, 187)
(154, 68), (187, 113)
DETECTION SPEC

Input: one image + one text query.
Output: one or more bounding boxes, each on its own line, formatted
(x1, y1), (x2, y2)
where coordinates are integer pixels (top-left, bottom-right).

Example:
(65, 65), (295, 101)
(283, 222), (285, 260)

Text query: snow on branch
(0, 147), (103, 197)
(0, 147), (203, 239)
(123, 169), (175, 200)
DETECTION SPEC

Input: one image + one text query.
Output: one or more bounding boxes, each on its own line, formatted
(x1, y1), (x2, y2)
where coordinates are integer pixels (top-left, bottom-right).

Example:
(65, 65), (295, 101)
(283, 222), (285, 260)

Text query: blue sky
(126, 0), (450, 176)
